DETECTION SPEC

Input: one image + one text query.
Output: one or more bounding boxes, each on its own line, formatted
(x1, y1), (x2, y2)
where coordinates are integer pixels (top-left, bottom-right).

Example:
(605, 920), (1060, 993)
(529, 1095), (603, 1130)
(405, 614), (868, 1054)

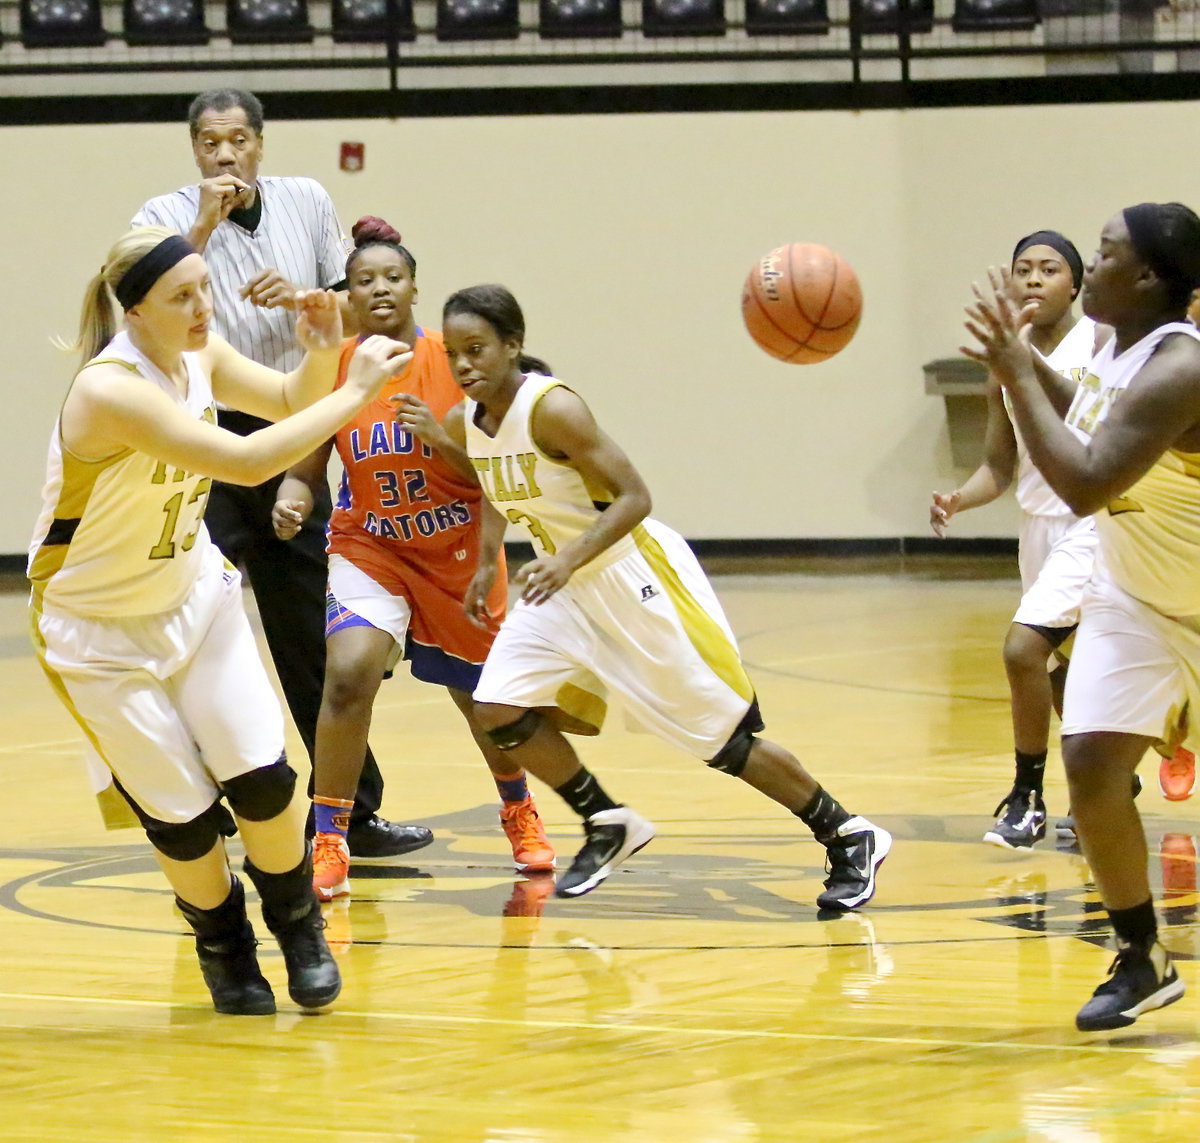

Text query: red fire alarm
(340, 142), (365, 172)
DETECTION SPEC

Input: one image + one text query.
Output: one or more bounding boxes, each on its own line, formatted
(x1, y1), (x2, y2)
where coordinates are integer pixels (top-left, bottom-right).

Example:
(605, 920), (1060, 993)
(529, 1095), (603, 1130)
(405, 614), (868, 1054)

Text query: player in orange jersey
(273, 218), (555, 900)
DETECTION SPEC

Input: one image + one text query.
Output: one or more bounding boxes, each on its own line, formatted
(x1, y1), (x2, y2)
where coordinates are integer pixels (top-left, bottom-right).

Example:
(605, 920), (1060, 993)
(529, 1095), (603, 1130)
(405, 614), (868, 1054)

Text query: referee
(132, 88), (432, 860)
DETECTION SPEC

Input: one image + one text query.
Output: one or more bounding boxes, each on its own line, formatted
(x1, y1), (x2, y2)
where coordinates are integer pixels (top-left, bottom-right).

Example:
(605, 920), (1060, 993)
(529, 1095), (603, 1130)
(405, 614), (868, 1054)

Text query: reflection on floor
(2, 564), (1199, 1141)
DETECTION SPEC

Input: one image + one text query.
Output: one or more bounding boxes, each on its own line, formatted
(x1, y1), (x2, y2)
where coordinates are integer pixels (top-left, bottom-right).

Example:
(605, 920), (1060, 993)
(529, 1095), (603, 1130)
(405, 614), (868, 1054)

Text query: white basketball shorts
(474, 519), (757, 761)
(33, 547), (286, 823)
(1061, 570), (1199, 752)
(326, 552), (410, 673)
(1013, 512), (1097, 630)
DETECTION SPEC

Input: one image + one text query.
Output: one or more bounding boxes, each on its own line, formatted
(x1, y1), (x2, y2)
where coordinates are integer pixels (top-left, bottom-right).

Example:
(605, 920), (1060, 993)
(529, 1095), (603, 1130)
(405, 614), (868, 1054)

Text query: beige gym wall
(4, 101), (1196, 555)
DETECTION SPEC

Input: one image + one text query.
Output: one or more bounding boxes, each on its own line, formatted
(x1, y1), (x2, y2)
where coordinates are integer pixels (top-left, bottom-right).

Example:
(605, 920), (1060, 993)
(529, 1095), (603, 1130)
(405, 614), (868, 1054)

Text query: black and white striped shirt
(132, 175), (351, 373)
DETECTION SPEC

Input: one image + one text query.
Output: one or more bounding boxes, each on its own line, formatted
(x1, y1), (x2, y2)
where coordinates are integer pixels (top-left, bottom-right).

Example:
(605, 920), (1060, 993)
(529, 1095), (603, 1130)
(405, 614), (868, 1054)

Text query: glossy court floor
(2, 556), (1199, 1142)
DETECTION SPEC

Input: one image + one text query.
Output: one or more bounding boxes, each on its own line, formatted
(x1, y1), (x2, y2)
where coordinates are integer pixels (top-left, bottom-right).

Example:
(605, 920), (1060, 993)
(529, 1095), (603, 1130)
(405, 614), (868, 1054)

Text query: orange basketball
(740, 243), (863, 364)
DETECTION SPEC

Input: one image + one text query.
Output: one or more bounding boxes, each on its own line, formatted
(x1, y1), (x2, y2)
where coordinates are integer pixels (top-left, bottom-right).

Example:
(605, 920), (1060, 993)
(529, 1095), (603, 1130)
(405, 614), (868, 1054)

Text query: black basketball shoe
(1076, 939), (1185, 1031)
(816, 816), (892, 911)
(555, 807), (656, 898)
(984, 787), (1047, 850)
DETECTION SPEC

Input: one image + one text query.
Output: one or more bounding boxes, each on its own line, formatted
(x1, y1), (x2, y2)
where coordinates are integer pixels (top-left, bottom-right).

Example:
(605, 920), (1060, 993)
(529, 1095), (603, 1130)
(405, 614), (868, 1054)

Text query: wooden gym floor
(1, 556), (1198, 1142)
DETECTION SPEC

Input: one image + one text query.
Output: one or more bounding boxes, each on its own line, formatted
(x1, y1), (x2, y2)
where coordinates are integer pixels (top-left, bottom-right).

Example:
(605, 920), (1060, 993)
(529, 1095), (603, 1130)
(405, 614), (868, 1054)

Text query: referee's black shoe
(1076, 938), (1184, 1031)
(346, 815), (434, 860)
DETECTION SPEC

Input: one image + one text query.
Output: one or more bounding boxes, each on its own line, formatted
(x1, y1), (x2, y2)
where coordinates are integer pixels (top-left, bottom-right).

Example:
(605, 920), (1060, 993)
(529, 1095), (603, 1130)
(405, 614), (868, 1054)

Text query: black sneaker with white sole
(555, 807), (656, 898)
(1076, 938), (1185, 1031)
(984, 787), (1047, 849)
(816, 816), (891, 911)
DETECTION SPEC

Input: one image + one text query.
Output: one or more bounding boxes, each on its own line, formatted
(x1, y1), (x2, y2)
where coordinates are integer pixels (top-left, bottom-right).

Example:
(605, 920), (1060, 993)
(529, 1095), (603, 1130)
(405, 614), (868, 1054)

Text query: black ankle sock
(555, 769), (619, 820)
(1109, 898), (1157, 948)
(796, 786), (852, 843)
(1014, 750), (1047, 793)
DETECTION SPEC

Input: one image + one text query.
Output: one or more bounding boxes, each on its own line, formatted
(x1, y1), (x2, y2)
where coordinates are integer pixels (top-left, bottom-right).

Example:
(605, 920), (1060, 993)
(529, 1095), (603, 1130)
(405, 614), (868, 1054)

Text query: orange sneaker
(1160, 746), (1197, 802)
(499, 796), (556, 872)
(313, 832), (351, 901)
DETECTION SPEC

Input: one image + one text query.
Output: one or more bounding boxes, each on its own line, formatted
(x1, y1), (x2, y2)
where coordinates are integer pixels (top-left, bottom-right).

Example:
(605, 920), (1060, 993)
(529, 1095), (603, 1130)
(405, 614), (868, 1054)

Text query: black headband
(114, 235), (197, 311)
(1011, 230), (1084, 292)
(1123, 202), (1200, 302)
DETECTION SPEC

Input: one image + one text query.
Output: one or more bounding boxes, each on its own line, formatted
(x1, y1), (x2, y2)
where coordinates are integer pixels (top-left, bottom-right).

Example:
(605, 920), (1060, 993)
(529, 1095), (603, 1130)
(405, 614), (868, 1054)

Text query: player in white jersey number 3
(441, 284), (890, 911)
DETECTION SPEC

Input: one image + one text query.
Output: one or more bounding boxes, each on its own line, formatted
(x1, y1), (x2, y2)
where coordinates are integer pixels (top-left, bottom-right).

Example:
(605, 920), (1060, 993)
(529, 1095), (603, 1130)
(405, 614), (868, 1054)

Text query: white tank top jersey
(1089, 322), (1200, 616)
(28, 331), (217, 617)
(1005, 316), (1096, 517)
(464, 374), (639, 574)
(1060, 321), (1176, 439)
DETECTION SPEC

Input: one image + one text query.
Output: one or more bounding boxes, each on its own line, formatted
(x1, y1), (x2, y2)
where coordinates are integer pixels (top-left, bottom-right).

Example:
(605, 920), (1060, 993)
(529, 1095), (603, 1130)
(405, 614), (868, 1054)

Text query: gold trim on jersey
(1170, 449), (1200, 480)
(526, 379), (567, 465)
(28, 445), (133, 587)
(549, 681), (606, 737)
(632, 525), (755, 704)
(27, 604), (140, 831)
(1105, 496), (1145, 516)
(524, 380), (615, 505)
(1160, 700), (1189, 755)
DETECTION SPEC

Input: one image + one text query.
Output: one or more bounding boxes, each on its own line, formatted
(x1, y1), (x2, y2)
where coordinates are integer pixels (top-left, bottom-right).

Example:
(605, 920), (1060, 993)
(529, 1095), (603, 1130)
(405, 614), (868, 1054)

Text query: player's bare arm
(930, 374), (1016, 536)
(1046, 338), (1200, 512)
(464, 498), (506, 627)
(1030, 352), (1078, 416)
(69, 337), (410, 485)
(391, 394), (476, 482)
(515, 387), (652, 605)
(273, 439), (334, 540)
(966, 272), (1200, 514)
(206, 291), (351, 420)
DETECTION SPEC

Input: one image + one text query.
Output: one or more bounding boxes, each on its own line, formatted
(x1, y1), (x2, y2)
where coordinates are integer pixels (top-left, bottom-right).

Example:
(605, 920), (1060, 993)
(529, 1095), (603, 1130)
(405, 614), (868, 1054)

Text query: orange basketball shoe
(500, 796), (556, 873)
(1160, 746), (1197, 802)
(312, 832), (351, 902)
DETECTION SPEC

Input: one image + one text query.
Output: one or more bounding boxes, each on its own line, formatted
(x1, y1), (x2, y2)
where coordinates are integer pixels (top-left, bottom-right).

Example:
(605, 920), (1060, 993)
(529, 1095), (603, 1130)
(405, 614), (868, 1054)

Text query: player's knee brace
(222, 757), (298, 822)
(484, 708), (542, 751)
(706, 698), (766, 777)
(143, 801), (228, 862)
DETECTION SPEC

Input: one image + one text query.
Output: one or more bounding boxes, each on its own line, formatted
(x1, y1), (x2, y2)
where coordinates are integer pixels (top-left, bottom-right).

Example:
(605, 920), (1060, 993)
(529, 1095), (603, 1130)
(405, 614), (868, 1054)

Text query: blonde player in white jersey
(438, 284), (890, 909)
(965, 201), (1200, 1032)
(28, 226), (411, 1016)
(933, 231), (1102, 849)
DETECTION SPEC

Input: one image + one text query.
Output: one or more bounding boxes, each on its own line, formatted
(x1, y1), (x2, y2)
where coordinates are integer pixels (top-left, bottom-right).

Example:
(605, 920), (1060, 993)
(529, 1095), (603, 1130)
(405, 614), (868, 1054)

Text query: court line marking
(0, 989), (1188, 1055)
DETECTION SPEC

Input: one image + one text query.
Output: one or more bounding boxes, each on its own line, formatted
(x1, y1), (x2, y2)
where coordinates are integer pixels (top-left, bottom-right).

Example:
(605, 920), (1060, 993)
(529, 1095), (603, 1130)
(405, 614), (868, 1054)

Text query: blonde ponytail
(56, 226), (179, 367)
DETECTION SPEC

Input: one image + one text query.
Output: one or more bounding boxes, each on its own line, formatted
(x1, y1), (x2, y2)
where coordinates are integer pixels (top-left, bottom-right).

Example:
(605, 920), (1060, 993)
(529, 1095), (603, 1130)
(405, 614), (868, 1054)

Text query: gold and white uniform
(466, 375), (757, 760)
(1008, 317), (1098, 630)
(1060, 322), (1200, 750)
(28, 331), (285, 825)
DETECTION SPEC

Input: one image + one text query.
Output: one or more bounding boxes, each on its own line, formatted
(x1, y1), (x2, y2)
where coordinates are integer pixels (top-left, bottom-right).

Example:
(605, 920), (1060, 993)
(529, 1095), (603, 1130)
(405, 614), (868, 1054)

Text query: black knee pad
(484, 708), (542, 750)
(706, 697), (766, 777)
(143, 801), (229, 862)
(222, 757), (298, 822)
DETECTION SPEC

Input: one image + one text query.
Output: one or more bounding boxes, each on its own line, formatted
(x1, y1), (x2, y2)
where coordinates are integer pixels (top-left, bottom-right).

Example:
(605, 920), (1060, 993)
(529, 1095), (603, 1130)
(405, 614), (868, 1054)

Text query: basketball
(740, 243), (863, 364)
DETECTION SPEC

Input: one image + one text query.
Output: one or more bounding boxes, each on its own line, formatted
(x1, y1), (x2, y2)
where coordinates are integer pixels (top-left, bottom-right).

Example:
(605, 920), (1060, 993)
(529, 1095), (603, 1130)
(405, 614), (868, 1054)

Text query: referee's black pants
(205, 411), (384, 829)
